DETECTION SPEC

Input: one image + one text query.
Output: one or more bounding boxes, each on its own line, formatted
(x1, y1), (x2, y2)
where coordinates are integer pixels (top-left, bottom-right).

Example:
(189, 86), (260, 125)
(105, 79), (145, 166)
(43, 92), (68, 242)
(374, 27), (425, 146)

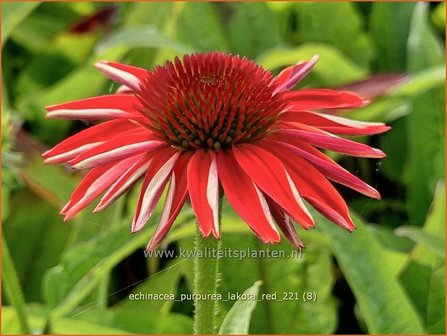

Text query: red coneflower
(43, 52), (389, 250)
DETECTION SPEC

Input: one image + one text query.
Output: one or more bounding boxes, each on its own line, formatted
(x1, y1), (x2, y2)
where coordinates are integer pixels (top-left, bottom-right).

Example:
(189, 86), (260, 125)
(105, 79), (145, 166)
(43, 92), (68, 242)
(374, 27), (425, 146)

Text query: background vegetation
(2, 1), (445, 334)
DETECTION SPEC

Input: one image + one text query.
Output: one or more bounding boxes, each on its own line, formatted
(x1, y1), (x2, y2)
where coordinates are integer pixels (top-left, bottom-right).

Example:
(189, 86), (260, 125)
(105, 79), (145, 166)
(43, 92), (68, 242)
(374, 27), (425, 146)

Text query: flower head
(44, 52), (389, 250)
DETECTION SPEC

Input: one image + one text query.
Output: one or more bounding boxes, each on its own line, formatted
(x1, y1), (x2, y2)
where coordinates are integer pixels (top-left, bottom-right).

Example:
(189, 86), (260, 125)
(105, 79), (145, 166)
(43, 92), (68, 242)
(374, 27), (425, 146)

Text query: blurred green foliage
(1, 1), (445, 335)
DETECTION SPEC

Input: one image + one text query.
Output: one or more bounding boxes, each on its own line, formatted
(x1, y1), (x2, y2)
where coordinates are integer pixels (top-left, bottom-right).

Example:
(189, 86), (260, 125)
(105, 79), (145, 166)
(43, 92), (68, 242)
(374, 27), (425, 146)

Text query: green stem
(2, 235), (31, 334)
(193, 230), (221, 334)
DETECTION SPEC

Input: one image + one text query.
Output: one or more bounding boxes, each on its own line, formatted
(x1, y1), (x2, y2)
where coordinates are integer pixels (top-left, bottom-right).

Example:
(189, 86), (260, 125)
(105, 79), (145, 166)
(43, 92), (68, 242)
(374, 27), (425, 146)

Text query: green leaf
(423, 182), (446, 238)
(3, 191), (72, 302)
(411, 181), (445, 268)
(123, 2), (175, 28)
(227, 3), (280, 59)
(406, 3), (445, 225)
(16, 46), (129, 112)
(121, 2), (188, 71)
(43, 221), (154, 317)
(399, 182), (445, 333)
(284, 2), (372, 67)
(112, 310), (193, 334)
(96, 25), (194, 54)
(15, 33), (98, 101)
(407, 88), (445, 225)
(407, 86), (445, 225)
(219, 281), (262, 335)
(395, 226), (444, 257)
(367, 225), (414, 254)
(379, 118), (409, 182)
(74, 308), (193, 334)
(407, 3), (444, 71)
(318, 211), (424, 333)
(1, 2), (40, 45)
(370, 2), (415, 70)
(432, 3), (446, 31)
(8, 2), (96, 53)
(43, 200), (196, 319)
(257, 43), (367, 86)
(2, 304), (47, 334)
(426, 267), (445, 333)
(265, 2), (294, 12)
(224, 234), (337, 334)
(9, 13), (63, 53)
(176, 3), (230, 52)
(366, 226), (412, 278)
(399, 261), (445, 333)
(399, 261), (433, 325)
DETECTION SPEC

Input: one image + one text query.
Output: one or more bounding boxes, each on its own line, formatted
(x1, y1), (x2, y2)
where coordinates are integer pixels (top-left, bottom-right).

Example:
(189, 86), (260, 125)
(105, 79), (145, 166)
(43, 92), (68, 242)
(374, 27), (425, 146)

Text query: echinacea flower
(43, 52), (389, 250)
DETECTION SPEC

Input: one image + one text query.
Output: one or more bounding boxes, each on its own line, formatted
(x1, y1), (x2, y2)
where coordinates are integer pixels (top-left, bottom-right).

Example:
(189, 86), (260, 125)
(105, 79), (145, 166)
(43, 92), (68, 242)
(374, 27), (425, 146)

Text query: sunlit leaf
(432, 3), (446, 31)
(218, 281), (262, 335)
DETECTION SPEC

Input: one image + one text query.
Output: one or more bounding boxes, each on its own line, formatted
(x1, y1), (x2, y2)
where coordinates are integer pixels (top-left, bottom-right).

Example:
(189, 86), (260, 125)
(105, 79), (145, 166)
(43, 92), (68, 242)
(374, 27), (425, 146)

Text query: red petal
(187, 150), (220, 238)
(94, 61), (150, 92)
(233, 144), (315, 229)
(265, 196), (304, 249)
(62, 155), (143, 220)
(94, 154), (153, 212)
(69, 132), (162, 170)
(278, 111), (391, 136)
(284, 89), (367, 110)
(274, 55), (319, 94)
(43, 120), (141, 164)
(46, 94), (146, 120)
(270, 139), (380, 199)
(277, 125), (386, 158)
(217, 150), (280, 243)
(132, 146), (180, 232)
(262, 141), (356, 231)
(147, 152), (192, 251)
